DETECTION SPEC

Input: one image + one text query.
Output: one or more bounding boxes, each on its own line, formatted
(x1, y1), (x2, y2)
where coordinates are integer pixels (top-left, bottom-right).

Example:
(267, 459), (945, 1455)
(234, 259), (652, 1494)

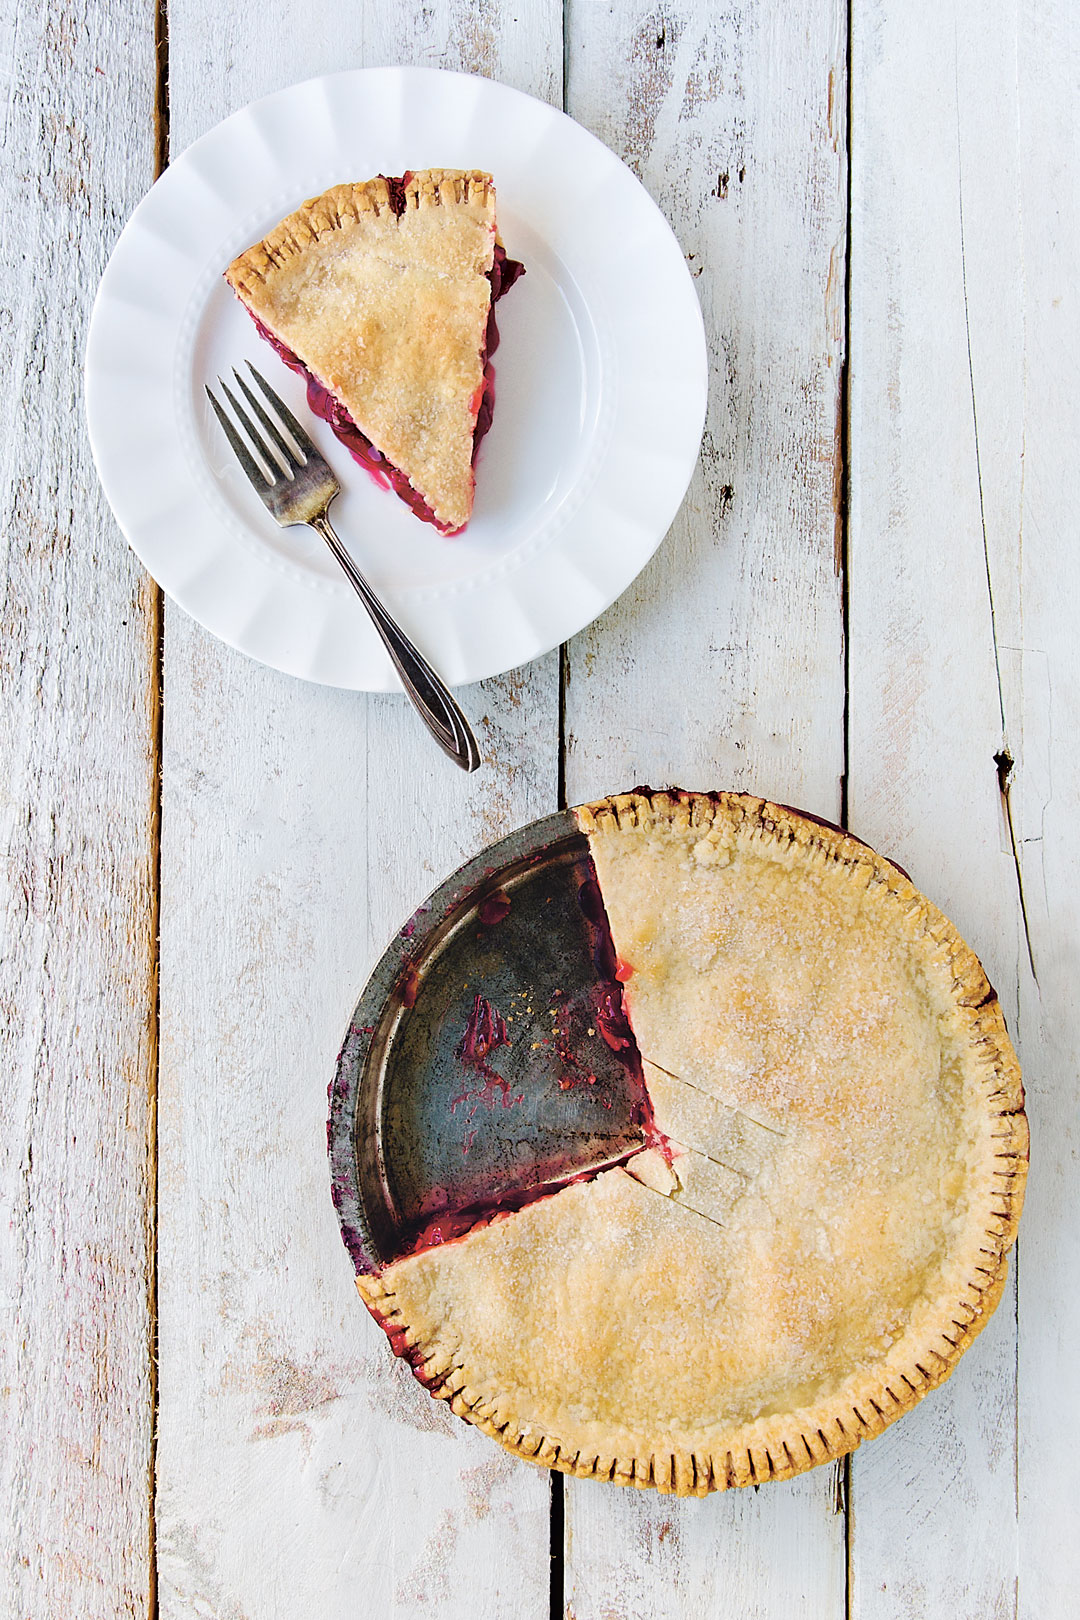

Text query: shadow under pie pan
(328, 789), (1028, 1496)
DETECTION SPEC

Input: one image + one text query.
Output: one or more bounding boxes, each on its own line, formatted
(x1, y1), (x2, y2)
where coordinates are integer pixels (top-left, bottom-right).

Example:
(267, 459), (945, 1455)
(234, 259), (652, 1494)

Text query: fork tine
(219, 376), (288, 481)
(205, 384), (271, 491)
(232, 368), (302, 473)
(246, 362), (319, 459)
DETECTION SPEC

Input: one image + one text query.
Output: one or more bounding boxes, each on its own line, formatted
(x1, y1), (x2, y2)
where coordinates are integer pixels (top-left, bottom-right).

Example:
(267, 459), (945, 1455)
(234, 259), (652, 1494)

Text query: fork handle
(309, 512), (481, 772)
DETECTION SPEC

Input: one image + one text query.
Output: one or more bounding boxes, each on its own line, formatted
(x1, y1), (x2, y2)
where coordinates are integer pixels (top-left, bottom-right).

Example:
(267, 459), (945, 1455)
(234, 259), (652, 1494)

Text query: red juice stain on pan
(575, 876), (666, 1154)
(329, 811), (664, 1276)
(449, 993), (524, 1121)
(477, 890), (512, 927)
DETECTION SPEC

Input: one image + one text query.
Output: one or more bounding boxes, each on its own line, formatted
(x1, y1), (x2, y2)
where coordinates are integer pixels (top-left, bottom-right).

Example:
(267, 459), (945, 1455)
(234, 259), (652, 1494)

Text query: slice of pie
(343, 791), (1028, 1494)
(225, 171), (524, 534)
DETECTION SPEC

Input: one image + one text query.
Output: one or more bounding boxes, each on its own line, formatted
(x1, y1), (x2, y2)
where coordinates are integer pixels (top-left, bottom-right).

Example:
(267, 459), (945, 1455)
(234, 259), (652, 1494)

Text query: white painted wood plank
(564, 0), (848, 808)
(1012, 3), (1080, 1613)
(156, 6), (561, 1616)
(157, 648), (556, 1620)
(846, 1), (1027, 1614)
(563, 1), (848, 1613)
(0, 1), (158, 1615)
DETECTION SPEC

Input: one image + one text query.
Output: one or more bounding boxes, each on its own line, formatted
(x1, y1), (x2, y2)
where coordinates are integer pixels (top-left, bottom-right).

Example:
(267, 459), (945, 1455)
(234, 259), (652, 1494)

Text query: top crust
(226, 172), (498, 531)
(358, 789), (1028, 1495)
(226, 173), (496, 292)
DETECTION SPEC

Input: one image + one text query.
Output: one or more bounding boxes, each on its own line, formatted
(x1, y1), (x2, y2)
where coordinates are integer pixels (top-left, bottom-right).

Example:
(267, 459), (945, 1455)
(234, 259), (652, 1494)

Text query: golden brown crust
(225, 172), (496, 295)
(361, 789), (1027, 1495)
(358, 1242), (1013, 1497)
(226, 171), (497, 531)
(580, 789), (1026, 1243)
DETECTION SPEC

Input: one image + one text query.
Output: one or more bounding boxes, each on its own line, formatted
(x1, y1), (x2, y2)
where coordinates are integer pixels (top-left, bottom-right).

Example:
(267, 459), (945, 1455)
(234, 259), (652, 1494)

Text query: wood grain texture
(1012, 2), (1080, 1613)
(562, 1), (848, 1613)
(0, 0), (158, 1615)
(156, 4), (561, 1615)
(564, 0), (848, 807)
(157, 647), (555, 1620)
(846, 1), (1026, 1613)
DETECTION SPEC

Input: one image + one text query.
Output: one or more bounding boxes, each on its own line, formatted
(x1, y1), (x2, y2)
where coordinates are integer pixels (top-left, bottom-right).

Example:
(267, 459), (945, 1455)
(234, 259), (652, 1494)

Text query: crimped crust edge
(225, 170), (496, 298)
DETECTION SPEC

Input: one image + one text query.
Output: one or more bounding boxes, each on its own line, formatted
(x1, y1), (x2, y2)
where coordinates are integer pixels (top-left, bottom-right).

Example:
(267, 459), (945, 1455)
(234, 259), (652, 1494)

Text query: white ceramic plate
(85, 68), (708, 691)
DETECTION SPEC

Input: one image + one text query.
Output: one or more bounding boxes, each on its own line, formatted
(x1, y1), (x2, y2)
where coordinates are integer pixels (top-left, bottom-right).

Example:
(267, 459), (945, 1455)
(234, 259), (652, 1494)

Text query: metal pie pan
(329, 809), (647, 1274)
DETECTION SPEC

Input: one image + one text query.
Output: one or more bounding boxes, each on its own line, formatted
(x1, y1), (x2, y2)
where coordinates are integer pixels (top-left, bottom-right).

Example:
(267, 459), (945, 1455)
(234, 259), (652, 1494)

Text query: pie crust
(226, 171), (503, 533)
(355, 790), (1028, 1494)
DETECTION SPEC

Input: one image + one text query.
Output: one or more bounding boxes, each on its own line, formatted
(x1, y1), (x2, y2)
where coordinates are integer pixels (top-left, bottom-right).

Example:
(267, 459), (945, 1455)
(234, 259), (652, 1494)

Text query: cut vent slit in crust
(334, 789), (1028, 1496)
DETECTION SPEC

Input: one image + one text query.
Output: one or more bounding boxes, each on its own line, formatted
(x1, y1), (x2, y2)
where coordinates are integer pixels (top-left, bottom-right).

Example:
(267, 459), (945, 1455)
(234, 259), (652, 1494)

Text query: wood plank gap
(557, 642), (568, 813)
(844, 1453), (853, 1620)
(146, 587), (163, 1620)
(549, 1471), (565, 1620)
(840, 6), (854, 1605)
(149, 15), (169, 1618)
(154, 0), (171, 182)
(839, 0), (854, 836)
(553, 14), (570, 1610)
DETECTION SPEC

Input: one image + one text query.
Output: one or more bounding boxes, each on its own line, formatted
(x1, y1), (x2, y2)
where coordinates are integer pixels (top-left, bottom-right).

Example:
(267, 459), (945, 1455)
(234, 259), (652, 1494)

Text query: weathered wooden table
(3, 0), (1077, 1614)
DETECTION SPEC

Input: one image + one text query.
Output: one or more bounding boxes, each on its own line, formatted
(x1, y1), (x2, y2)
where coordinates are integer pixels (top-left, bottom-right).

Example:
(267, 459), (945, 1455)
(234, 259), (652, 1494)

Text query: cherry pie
(347, 790), (1027, 1494)
(226, 171), (523, 534)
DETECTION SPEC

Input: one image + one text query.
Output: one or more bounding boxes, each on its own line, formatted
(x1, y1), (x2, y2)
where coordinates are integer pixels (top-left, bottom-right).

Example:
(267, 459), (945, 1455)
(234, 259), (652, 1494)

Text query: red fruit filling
(449, 994), (524, 1120)
(243, 173), (524, 534)
(397, 868), (670, 1264)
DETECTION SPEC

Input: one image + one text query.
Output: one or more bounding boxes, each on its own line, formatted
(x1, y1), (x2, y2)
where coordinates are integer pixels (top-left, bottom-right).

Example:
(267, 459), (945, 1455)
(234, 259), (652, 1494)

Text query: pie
(225, 170), (523, 534)
(346, 790), (1027, 1494)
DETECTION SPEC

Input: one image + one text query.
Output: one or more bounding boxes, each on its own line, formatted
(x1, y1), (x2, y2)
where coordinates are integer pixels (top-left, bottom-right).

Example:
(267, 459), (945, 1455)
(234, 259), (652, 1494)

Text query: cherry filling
(472, 242), (525, 456)
(244, 173), (524, 534)
(449, 994), (523, 1120)
(576, 876), (669, 1160)
(395, 861), (669, 1266)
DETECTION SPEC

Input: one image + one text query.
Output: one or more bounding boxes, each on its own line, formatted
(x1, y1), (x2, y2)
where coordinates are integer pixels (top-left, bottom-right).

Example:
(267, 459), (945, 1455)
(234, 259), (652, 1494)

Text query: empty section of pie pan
(329, 810), (647, 1272)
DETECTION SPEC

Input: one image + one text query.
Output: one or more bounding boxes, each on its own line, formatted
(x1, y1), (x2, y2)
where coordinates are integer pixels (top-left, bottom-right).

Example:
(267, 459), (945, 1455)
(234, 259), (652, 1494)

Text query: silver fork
(206, 363), (481, 772)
